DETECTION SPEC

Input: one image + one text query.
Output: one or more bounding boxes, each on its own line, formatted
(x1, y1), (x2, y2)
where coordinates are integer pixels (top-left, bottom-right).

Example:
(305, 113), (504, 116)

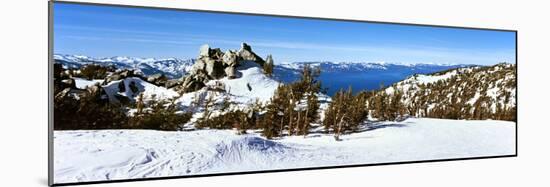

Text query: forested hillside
(367, 63), (516, 121)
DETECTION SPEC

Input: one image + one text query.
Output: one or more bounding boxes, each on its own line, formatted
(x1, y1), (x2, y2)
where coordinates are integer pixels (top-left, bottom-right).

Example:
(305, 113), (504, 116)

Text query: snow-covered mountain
(54, 54), (196, 78)
(278, 61), (471, 72)
(370, 63), (516, 121)
(55, 54), (471, 84)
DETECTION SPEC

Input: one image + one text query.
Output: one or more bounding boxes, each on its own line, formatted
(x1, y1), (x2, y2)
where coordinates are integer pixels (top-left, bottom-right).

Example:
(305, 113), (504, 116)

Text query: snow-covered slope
(54, 54), (195, 78)
(54, 117), (515, 183)
(175, 61), (279, 108)
(377, 63), (516, 119)
(209, 61), (279, 103)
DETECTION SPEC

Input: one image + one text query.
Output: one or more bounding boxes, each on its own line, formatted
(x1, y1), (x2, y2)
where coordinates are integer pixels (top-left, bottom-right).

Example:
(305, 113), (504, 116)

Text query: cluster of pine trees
(367, 86), (407, 121)
(195, 94), (260, 134)
(261, 65), (322, 139)
(366, 64), (516, 122)
(194, 65), (322, 139)
(323, 88), (370, 140)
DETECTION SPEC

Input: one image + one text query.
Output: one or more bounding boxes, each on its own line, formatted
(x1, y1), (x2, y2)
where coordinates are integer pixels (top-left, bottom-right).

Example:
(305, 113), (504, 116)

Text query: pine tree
(388, 89), (403, 120)
(263, 54), (275, 77)
(196, 93), (215, 129)
(262, 98), (280, 139)
(136, 93), (144, 115)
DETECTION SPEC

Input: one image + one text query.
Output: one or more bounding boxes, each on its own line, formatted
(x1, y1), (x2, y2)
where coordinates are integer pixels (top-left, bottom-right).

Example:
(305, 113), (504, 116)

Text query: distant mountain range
(54, 54), (475, 93)
(54, 54), (196, 78)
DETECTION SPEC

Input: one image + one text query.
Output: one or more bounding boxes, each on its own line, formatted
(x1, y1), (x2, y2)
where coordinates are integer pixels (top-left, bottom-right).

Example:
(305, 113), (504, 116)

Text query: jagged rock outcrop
(179, 43), (267, 93)
(223, 50), (238, 78)
(238, 43), (265, 66)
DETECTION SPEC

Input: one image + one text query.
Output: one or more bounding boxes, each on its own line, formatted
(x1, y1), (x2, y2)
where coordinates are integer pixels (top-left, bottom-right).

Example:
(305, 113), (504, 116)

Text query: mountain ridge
(54, 53), (481, 78)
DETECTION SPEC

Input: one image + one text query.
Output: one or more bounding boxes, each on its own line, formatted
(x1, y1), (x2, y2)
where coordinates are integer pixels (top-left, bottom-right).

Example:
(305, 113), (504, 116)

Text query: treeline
(54, 61), (516, 137)
(54, 92), (193, 130)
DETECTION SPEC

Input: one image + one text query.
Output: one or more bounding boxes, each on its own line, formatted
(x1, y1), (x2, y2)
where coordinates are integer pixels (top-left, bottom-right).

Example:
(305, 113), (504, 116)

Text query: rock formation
(178, 43), (267, 93)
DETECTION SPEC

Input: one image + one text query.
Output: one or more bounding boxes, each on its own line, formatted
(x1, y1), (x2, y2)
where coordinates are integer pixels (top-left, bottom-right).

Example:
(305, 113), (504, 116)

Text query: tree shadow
(354, 122), (408, 133)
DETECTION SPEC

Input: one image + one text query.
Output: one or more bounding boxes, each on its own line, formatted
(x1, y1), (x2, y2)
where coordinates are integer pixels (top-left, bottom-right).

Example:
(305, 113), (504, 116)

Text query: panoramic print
(52, 2), (516, 184)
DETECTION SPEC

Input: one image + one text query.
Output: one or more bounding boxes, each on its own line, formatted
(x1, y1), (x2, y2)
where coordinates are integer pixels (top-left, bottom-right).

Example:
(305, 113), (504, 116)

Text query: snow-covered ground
(53, 118), (515, 183)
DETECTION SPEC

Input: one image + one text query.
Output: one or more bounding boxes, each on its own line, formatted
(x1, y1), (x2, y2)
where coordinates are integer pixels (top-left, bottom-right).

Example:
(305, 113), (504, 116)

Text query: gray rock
(165, 79), (181, 89)
(189, 60), (206, 74)
(103, 74), (121, 85)
(225, 66), (236, 79)
(61, 78), (76, 89)
(147, 73), (167, 86)
(204, 57), (225, 79)
(237, 42), (265, 66)
(199, 44), (210, 57)
(178, 43), (270, 93)
(210, 48), (224, 59)
(119, 70), (133, 78)
(222, 50), (238, 67)
(54, 87), (72, 101)
(180, 73), (208, 93)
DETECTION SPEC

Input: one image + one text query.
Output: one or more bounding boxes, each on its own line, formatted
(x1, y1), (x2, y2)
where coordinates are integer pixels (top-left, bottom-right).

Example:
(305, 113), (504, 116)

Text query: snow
(53, 118), (515, 183)
(175, 61), (279, 110)
(54, 54), (195, 78)
(102, 77), (179, 102)
(213, 61), (279, 103)
(73, 78), (103, 89)
(409, 71), (457, 85)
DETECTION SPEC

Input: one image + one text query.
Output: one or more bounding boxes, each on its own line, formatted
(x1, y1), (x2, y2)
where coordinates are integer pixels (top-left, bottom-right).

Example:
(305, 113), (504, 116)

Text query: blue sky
(54, 3), (516, 65)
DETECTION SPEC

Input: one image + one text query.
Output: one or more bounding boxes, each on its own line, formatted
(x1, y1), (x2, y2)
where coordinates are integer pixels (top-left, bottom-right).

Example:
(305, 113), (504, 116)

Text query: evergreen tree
(263, 54), (275, 77)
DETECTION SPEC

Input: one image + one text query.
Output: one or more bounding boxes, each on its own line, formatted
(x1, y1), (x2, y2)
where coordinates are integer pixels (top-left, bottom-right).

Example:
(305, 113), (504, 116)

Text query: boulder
(199, 44), (211, 58)
(204, 57), (225, 79)
(222, 50), (238, 67)
(86, 84), (107, 101)
(147, 73), (163, 82)
(180, 74), (208, 93)
(61, 78), (76, 89)
(54, 87), (72, 101)
(210, 48), (224, 59)
(165, 79), (182, 89)
(189, 60), (206, 75)
(225, 66), (236, 79)
(103, 74), (122, 85)
(237, 43), (265, 66)
(147, 73), (167, 86)
(119, 69), (133, 78)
